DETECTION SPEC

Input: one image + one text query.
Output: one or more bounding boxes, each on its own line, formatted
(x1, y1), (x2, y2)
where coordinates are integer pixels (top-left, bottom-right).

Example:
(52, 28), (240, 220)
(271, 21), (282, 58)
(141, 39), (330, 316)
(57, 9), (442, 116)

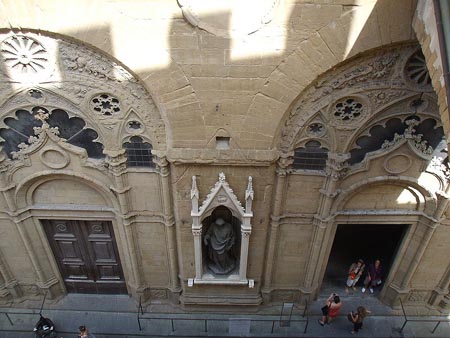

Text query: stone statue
(204, 217), (236, 275)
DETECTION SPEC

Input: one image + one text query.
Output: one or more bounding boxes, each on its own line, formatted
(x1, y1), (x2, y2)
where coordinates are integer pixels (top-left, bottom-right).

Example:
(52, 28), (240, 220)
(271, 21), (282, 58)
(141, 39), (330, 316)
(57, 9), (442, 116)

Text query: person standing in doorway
(346, 259), (365, 293)
(318, 293), (342, 326)
(362, 259), (383, 293)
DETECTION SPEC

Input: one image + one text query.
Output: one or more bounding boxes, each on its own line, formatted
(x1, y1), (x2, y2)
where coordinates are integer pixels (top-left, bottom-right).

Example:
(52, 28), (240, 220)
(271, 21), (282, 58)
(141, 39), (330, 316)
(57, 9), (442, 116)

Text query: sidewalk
(0, 292), (449, 338)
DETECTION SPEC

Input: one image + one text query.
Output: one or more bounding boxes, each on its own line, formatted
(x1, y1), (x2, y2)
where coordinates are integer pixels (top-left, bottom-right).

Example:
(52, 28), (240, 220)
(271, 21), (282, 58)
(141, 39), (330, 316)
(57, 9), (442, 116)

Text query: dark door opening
(43, 219), (127, 294)
(321, 224), (408, 295)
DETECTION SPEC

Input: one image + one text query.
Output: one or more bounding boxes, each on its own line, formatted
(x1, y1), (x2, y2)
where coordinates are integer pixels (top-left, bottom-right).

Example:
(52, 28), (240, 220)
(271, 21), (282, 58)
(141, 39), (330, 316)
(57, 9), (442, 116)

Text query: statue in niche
(204, 217), (236, 275)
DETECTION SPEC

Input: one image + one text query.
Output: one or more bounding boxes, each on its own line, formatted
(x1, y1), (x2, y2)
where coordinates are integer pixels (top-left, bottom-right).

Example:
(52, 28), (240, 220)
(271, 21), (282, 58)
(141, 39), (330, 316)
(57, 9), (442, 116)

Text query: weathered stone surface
(0, 0), (448, 315)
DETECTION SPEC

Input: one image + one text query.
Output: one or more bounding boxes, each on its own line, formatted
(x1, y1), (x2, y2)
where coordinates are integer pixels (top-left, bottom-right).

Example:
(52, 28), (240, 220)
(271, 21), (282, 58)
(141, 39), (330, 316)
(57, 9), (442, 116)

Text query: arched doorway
(322, 223), (408, 296)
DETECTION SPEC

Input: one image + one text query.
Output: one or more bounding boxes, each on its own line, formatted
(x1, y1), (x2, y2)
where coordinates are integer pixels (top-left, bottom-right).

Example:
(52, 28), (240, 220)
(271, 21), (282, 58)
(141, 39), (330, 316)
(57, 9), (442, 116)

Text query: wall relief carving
(280, 45), (421, 152)
(0, 31), (167, 153)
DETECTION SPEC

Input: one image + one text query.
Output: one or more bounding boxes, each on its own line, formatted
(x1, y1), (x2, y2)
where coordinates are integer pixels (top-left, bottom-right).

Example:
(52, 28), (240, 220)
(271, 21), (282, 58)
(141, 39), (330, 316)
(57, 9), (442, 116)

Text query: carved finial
(34, 109), (49, 123)
(245, 176), (254, 201)
(191, 176), (199, 199)
(191, 175), (199, 213)
(219, 172), (226, 183)
(245, 176), (254, 214)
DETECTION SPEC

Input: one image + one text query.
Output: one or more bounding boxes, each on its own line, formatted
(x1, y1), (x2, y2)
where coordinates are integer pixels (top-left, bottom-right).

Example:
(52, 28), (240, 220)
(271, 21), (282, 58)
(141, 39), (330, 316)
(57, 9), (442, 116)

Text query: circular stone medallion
(384, 153), (412, 174)
(40, 147), (70, 169)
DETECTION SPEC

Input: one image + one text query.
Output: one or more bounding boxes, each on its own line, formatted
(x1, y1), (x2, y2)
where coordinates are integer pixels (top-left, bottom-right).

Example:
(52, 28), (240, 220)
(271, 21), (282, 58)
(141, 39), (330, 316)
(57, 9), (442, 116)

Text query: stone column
(261, 153), (292, 300)
(154, 156), (180, 296)
(302, 153), (348, 298)
(106, 150), (144, 295)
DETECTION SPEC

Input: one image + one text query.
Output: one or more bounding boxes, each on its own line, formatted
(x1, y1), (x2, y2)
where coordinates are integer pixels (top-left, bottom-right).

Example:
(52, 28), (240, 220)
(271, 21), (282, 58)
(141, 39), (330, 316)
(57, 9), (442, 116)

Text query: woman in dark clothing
(349, 306), (370, 334)
(362, 259), (383, 293)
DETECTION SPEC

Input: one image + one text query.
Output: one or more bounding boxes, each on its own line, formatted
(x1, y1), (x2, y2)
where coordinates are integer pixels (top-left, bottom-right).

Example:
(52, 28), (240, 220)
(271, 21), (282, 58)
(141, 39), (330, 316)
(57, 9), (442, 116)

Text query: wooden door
(43, 219), (127, 294)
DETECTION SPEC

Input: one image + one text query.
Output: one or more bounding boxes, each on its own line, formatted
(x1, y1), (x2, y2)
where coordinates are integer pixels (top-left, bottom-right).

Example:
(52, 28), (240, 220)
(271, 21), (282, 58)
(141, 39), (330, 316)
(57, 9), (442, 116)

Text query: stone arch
(276, 42), (427, 155)
(15, 171), (119, 211)
(332, 176), (437, 216)
(0, 29), (168, 152)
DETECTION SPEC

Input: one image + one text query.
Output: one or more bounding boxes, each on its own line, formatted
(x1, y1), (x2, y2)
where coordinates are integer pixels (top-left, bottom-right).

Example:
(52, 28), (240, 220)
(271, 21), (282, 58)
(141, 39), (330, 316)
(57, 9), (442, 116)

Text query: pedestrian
(346, 259), (365, 293)
(348, 306), (371, 334)
(318, 293), (342, 326)
(362, 259), (383, 293)
(78, 325), (96, 338)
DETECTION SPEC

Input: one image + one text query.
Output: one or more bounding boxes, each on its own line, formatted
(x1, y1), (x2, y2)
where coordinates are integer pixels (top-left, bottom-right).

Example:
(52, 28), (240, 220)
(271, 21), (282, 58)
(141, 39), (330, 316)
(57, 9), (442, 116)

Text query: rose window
(405, 50), (432, 90)
(91, 94), (121, 116)
(334, 98), (363, 122)
(306, 123), (326, 137)
(0, 35), (48, 75)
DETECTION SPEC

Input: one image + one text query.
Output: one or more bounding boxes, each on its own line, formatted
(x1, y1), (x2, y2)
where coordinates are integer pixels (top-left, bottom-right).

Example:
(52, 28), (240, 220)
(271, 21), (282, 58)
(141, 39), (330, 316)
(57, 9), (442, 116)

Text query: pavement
(0, 289), (449, 338)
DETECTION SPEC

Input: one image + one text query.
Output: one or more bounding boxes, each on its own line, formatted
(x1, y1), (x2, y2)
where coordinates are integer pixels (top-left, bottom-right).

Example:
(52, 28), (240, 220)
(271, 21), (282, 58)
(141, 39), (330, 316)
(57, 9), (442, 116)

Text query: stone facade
(0, 0), (449, 314)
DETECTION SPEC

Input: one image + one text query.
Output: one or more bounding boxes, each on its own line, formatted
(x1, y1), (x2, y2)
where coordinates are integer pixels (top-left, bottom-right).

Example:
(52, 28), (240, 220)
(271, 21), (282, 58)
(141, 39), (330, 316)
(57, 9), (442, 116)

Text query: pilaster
(105, 150), (144, 294)
(302, 153), (348, 299)
(261, 152), (293, 300)
(154, 155), (181, 296)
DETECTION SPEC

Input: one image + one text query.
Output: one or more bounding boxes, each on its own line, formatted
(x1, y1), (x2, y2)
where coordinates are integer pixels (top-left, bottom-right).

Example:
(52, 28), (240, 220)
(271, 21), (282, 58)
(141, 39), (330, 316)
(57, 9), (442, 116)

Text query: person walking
(348, 306), (370, 334)
(78, 325), (96, 338)
(318, 293), (342, 326)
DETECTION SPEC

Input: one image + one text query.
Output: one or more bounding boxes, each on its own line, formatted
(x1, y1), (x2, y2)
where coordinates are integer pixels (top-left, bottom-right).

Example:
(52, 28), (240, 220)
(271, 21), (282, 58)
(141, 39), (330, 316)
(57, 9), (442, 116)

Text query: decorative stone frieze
(367, 90), (407, 109)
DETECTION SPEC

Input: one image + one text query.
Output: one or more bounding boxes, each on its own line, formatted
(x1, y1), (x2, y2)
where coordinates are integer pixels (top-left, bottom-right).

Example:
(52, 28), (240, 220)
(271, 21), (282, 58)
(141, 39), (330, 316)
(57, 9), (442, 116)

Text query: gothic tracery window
(123, 136), (154, 168)
(293, 140), (329, 170)
(0, 107), (104, 159)
(349, 115), (444, 165)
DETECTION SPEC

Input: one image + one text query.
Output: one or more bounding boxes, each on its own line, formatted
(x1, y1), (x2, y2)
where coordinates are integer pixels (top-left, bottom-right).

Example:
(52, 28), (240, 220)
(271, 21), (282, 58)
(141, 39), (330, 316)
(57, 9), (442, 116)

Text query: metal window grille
(123, 136), (154, 168)
(293, 140), (328, 170)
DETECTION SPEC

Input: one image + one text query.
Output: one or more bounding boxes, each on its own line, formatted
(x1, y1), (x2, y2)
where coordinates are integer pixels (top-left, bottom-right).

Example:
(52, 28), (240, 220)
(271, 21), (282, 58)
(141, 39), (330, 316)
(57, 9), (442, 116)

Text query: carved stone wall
(0, 0), (449, 315)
